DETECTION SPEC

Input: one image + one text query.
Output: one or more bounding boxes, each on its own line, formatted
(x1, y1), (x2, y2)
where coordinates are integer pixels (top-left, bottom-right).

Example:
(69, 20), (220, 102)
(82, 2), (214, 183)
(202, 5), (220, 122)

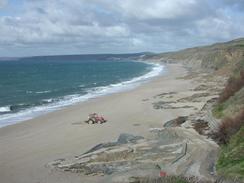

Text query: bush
(218, 70), (244, 103)
(213, 109), (244, 145)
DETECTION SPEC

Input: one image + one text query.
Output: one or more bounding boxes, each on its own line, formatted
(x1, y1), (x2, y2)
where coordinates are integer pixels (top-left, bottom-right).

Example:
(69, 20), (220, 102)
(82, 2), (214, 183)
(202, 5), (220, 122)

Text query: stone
(117, 133), (144, 144)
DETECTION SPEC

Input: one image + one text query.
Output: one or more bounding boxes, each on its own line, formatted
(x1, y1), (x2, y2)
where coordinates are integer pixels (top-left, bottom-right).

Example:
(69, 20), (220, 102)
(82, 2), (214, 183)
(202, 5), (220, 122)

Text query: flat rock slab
(47, 128), (218, 182)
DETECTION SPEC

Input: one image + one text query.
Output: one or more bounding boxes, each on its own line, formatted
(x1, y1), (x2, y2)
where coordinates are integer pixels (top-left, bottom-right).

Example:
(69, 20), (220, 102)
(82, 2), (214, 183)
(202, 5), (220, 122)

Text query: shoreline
(0, 61), (164, 128)
(0, 64), (199, 183)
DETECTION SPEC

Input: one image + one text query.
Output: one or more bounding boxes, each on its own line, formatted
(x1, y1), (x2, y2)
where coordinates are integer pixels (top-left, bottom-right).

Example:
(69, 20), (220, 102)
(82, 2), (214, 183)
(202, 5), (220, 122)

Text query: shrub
(218, 70), (244, 103)
(213, 109), (244, 145)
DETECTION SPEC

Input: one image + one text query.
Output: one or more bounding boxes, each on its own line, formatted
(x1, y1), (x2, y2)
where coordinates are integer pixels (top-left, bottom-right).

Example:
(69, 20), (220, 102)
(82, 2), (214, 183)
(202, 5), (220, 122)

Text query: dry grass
(218, 70), (244, 103)
(128, 176), (208, 183)
(212, 109), (244, 145)
(128, 176), (243, 183)
(192, 120), (209, 135)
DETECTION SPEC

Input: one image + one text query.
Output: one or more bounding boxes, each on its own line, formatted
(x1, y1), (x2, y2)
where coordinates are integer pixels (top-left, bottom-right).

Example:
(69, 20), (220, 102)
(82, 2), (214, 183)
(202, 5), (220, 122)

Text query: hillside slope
(147, 38), (244, 73)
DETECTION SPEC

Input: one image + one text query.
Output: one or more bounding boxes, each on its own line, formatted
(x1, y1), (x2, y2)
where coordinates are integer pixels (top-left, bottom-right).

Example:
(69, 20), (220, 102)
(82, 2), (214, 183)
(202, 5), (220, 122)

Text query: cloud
(0, 0), (243, 56)
(222, 0), (244, 9)
(0, 0), (7, 8)
(117, 0), (209, 20)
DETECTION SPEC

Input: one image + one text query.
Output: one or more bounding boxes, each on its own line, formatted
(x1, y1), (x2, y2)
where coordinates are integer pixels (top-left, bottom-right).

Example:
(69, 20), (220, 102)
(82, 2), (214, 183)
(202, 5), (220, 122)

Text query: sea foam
(0, 62), (164, 128)
(0, 106), (11, 113)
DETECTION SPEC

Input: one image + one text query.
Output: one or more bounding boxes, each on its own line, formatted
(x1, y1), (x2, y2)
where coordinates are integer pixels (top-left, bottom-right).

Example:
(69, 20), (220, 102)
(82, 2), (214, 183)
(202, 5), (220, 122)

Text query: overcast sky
(0, 0), (243, 57)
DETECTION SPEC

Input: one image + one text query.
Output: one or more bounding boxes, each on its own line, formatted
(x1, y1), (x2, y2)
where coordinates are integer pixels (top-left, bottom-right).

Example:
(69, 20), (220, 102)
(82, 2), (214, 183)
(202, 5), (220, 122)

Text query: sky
(0, 0), (243, 57)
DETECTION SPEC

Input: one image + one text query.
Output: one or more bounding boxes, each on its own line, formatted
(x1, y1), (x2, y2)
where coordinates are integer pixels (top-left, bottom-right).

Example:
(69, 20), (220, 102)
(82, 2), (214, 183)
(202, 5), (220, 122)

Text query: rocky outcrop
(48, 127), (219, 182)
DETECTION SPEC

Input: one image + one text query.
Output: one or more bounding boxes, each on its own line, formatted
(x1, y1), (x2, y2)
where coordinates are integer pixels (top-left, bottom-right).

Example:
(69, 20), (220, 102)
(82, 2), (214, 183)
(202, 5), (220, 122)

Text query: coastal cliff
(145, 38), (244, 73)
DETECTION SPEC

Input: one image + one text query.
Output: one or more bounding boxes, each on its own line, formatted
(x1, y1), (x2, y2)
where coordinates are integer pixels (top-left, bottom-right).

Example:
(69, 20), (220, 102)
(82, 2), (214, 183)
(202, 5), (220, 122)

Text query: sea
(0, 54), (164, 127)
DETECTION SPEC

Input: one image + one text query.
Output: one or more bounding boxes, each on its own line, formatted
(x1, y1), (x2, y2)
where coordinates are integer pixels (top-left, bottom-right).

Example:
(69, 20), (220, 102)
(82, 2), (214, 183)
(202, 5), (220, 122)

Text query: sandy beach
(0, 64), (205, 183)
(1, 1), (244, 182)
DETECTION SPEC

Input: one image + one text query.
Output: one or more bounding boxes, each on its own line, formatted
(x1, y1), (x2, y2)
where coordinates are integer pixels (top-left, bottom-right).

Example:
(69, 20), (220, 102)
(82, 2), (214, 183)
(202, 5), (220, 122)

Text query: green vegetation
(213, 87), (244, 118)
(130, 176), (207, 183)
(233, 58), (244, 75)
(212, 69), (244, 180)
(217, 127), (244, 179)
(213, 104), (224, 118)
(213, 110), (244, 144)
(234, 44), (244, 48)
(218, 71), (244, 103)
(213, 68), (244, 118)
(151, 38), (244, 72)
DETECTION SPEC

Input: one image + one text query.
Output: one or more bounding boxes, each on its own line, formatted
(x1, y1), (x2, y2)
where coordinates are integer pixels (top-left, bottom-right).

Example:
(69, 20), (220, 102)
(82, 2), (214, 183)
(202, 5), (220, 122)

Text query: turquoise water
(0, 55), (163, 127)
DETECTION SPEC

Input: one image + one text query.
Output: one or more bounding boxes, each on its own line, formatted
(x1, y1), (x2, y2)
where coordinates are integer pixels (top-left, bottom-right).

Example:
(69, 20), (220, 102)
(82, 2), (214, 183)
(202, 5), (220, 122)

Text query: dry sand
(0, 64), (198, 183)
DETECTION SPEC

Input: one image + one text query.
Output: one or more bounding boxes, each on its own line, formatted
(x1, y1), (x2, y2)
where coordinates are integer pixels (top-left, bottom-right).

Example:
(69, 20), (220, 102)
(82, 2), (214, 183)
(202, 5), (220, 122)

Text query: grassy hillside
(217, 127), (244, 179)
(212, 69), (244, 180)
(149, 38), (244, 73)
(213, 87), (244, 118)
(213, 70), (244, 118)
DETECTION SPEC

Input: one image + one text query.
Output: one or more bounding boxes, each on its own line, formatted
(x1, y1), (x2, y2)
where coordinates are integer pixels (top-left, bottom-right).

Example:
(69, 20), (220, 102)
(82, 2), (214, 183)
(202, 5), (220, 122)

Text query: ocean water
(0, 55), (164, 127)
